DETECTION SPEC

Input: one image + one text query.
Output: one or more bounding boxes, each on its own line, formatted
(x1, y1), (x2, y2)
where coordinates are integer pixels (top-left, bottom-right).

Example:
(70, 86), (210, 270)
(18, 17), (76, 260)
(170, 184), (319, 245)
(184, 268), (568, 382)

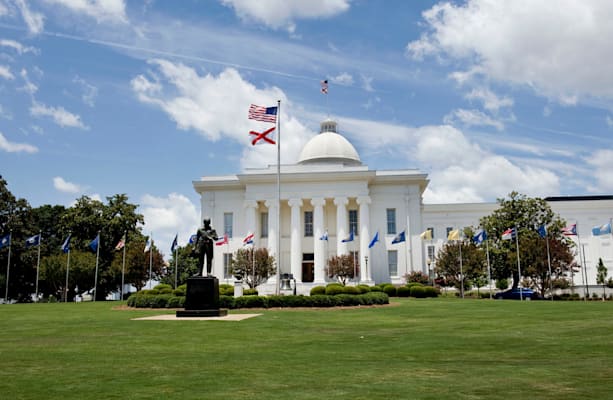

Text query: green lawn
(1, 298), (612, 399)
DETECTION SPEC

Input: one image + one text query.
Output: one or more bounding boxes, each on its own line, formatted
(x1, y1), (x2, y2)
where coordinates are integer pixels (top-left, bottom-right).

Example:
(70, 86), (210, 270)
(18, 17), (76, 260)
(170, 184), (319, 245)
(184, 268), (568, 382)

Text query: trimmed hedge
(310, 286), (326, 296)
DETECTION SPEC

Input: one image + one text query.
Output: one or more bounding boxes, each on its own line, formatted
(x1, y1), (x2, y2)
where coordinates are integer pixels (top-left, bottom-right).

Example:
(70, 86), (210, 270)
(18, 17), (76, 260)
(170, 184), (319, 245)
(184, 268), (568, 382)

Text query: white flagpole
(148, 234), (153, 289)
(121, 231), (126, 300)
(64, 233), (71, 303)
(93, 231), (100, 302)
(35, 231), (41, 302)
(515, 227), (523, 301)
(275, 99), (281, 295)
(485, 234), (492, 299)
(174, 242), (178, 290)
(458, 239), (464, 299)
(545, 231), (553, 301)
(4, 231), (11, 303)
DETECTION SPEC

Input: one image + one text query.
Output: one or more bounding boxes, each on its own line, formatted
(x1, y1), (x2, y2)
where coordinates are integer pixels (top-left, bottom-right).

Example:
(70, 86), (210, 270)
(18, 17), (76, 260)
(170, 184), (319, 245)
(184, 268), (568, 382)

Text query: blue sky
(2, 0), (613, 255)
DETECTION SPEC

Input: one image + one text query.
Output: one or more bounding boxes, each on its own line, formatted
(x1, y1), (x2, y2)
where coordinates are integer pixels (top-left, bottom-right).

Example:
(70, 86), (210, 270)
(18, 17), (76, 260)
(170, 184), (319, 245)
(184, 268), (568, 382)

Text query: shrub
(244, 289), (258, 296)
(234, 295), (268, 309)
(356, 284), (371, 293)
(310, 286), (326, 295)
(335, 294), (361, 306)
(140, 289), (158, 295)
(410, 286), (427, 298)
(154, 283), (172, 291)
(405, 271), (430, 285)
(325, 285), (345, 295)
(219, 295), (235, 309)
(369, 285), (383, 292)
(423, 286), (439, 298)
(396, 286), (411, 297)
(383, 285), (397, 297)
(167, 296), (185, 308)
(361, 292), (389, 305)
(309, 295), (336, 307)
(406, 282), (424, 289)
(343, 286), (360, 295)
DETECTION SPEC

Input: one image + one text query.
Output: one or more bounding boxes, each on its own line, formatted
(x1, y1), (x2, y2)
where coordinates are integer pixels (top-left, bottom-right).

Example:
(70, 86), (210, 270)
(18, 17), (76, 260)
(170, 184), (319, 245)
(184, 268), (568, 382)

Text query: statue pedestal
(176, 276), (228, 317)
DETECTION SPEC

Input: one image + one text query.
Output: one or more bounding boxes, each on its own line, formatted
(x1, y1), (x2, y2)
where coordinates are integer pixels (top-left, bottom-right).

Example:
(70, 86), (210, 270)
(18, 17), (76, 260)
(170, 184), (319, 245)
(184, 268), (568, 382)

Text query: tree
(596, 258), (607, 300)
(230, 247), (276, 288)
(109, 238), (164, 292)
(325, 254), (357, 285)
(479, 192), (575, 295)
(159, 243), (199, 288)
(435, 236), (486, 294)
(40, 250), (96, 301)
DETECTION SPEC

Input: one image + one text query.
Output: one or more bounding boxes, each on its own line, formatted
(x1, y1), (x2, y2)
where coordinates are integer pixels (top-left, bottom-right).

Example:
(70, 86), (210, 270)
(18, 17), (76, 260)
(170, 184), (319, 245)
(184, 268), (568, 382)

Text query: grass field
(1, 298), (612, 399)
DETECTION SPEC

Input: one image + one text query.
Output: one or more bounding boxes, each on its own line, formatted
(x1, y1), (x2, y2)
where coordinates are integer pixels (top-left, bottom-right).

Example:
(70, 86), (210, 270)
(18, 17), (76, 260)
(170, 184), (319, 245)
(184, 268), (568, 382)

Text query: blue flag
(391, 230), (406, 244)
(25, 234), (41, 248)
(171, 234), (178, 252)
(368, 231), (379, 249)
(341, 230), (354, 243)
(592, 223), (612, 236)
(538, 225), (547, 238)
(0, 233), (10, 249)
(473, 229), (487, 244)
(61, 234), (71, 253)
(188, 234), (197, 244)
(319, 231), (328, 241)
(89, 234), (99, 252)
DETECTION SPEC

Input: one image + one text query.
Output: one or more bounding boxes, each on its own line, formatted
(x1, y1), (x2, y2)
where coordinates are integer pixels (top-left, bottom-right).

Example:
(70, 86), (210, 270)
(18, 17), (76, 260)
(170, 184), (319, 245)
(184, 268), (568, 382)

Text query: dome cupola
(298, 119), (361, 165)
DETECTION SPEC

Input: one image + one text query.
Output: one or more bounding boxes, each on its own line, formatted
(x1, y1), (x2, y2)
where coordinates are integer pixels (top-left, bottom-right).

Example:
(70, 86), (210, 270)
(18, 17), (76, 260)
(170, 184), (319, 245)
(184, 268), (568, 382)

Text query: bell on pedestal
(280, 273), (293, 291)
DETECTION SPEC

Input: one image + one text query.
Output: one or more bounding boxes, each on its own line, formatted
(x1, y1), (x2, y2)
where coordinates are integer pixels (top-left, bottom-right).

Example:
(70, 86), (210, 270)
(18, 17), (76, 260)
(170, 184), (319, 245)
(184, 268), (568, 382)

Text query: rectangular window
(388, 250), (398, 277)
(260, 212), (268, 238)
(304, 211), (313, 237)
(427, 227), (434, 239)
(427, 245), (436, 263)
(350, 250), (359, 278)
(223, 253), (233, 279)
(386, 208), (397, 235)
(446, 227), (453, 238)
(224, 213), (233, 238)
(349, 209), (358, 236)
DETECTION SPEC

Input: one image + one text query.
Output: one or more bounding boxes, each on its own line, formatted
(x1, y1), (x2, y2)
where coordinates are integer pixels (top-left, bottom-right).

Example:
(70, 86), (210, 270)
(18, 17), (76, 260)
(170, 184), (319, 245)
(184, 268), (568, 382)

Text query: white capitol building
(193, 119), (613, 294)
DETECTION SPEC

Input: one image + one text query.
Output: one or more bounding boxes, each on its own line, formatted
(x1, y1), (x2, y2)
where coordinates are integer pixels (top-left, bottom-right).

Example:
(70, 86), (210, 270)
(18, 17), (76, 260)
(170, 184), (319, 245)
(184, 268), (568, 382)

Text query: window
(260, 212), (268, 238)
(446, 227), (453, 238)
(224, 213), (233, 238)
(427, 227), (434, 239)
(386, 208), (396, 235)
(223, 253), (233, 279)
(350, 250), (359, 278)
(304, 211), (313, 237)
(349, 209), (358, 236)
(427, 245), (436, 264)
(388, 250), (398, 276)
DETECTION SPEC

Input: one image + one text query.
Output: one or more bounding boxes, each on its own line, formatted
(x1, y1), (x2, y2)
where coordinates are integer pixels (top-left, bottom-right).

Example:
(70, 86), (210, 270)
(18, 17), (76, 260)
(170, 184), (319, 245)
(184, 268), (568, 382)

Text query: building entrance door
(302, 253), (314, 282)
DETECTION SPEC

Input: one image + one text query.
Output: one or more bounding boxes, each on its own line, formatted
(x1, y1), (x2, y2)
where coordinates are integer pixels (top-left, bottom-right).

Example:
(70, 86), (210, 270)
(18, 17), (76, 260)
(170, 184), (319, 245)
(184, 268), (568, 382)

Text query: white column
(357, 196), (372, 282)
(265, 200), (278, 263)
(406, 187), (423, 275)
(288, 198), (302, 283)
(334, 196), (348, 255)
(312, 197), (326, 284)
(243, 200), (257, 238)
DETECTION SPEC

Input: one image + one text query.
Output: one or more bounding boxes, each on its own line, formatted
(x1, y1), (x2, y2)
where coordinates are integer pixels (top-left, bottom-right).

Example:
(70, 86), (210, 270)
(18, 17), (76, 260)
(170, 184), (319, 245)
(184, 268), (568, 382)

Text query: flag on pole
(501, 227), (516, 240)
(592, 223), (612, 236)
(392, 230), (406, 244)
(216, 233), (229, 246)
(249, 126), (276, 145)
(368, 231), (379, 249)
(89, 234), (99, 252)
(320, 79), (328, 94)
(115, 235), (125, 251)
(420, 229), (432, 240)
(248, 104), (278, 123)
(319, 230), (329, 241)
(189, 234), (197, 244)
(171, 234), (178, 252)
(144, 237), (151, 252)
(538, 225), (547, 238)
(243, 232), (254, 245)
(61, 234), (71, 253)
(447, 229), (460, 241)
(25, 233), (41, 248)
(562, 224), (577, 236)
(0, 233), (10, 249)
(473, 229), (487, 244)
(341, 230), (354, 243)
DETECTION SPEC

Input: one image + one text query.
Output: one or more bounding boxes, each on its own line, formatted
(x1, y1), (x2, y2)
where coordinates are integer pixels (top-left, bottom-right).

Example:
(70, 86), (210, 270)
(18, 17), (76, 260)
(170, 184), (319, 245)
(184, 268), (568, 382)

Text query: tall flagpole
(515, 226), (523, 301)
(4, 231), (11, 303)
(458, 239), (464, 299)
(275, 99), (281, 295)
(544, 231), (553, 301)
(121, 231), (127, 300)
(148, 234), (153, 289)
(35, 231), (41, 302)
(93, 231), (100, 302)
(64, 232), (71, 302)
(174, 241), (178, 290)
(485, 235), (492, 299)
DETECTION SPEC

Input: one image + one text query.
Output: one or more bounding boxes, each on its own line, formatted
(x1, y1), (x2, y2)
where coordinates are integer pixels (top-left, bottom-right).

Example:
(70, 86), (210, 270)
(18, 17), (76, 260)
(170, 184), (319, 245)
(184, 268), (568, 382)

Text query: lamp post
(427, 258), (432, 286)
(364, 255), (368, 283)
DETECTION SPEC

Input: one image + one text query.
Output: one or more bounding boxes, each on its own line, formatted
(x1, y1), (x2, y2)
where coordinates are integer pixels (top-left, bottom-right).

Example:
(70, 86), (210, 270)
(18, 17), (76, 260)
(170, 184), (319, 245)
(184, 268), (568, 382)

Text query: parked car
(494, 288), (541, 300)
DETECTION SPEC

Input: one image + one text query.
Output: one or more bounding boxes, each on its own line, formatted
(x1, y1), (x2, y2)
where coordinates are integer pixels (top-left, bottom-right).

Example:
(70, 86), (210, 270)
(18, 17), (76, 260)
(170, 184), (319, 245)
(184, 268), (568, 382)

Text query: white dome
(298, 120), (361, 165)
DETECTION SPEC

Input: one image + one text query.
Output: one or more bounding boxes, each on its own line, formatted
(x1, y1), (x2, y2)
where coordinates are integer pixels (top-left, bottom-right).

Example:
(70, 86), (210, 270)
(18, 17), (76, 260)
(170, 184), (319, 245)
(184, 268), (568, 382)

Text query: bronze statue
(194, 218), (218, 276)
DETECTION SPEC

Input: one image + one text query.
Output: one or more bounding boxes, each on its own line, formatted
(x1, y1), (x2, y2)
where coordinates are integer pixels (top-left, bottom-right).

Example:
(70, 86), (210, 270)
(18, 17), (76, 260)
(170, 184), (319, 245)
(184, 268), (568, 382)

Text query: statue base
(176, 276), (228, 318)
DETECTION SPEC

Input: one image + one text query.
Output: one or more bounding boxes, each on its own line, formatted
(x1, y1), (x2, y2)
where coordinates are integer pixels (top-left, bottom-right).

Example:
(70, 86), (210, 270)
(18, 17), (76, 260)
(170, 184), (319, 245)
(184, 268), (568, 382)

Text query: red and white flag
(320, 79), (328, 94)
(215, 233), (229, 246)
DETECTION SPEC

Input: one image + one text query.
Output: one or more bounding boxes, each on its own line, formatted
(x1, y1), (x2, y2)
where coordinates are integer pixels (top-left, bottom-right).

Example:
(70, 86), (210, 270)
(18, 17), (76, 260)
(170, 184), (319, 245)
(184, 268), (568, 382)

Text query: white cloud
(464, 87), (513, 112)
(53, 176), (83, 193)
(585, 149), (613, 191)
(30, 102), (88, 129)
(443, 108), (505, 131)
(0, 65), (13, 80)
(139, 193), (200, 259)
(221, 0), (350, 32)
(331, 72), (353, 86)
(607, 115), (613, 128)
(19, 68), (37, 95)
(131, 60), (312, 169)
(408, 1), (613, 104)
(0, 131), (38, 153)
(0, 39), (38, 54)
(14, 0), (45, 34)
(43, 0), (127, 24)
(360, 74), (374, 92)
(73, 75), (98, 107)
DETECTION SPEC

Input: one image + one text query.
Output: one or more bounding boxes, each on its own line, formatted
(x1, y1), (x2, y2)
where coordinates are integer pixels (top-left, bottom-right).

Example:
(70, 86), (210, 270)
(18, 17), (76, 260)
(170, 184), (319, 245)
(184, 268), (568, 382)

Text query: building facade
(193, 120), (613, 294)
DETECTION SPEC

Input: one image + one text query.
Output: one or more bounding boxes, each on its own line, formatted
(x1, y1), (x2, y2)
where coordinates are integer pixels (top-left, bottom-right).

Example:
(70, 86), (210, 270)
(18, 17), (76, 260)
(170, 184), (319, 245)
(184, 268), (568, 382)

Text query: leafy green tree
(435, 237), (486, 295)
(109, 238), (164, 293)
(325, 254), (357, 285)
(230, 247), (276, 288)
(479, 192), (575, 294)
(40, 250), (97, 301)
(596, 258), (607, 300)
(159, 244), (199, 288)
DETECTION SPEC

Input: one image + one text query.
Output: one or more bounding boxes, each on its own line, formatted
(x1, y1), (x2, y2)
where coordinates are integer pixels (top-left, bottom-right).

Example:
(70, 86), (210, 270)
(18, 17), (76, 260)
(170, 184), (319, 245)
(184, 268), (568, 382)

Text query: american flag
(248, 104), (277, 123)
(562, 224), (577, 236)
(320, 79), (328, 94)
